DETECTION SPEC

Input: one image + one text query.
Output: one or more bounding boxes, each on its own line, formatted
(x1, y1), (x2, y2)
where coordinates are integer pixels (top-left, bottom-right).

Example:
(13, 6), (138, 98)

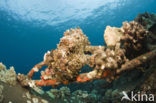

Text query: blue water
(0, 0), (156, 74)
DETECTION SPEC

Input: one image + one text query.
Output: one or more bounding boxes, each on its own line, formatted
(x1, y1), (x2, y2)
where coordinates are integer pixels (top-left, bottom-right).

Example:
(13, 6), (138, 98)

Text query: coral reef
(0, 63), (50, 103)
(1, 12), (156, 103)
(0, 62), (16, 85)
(139, 65), (156, 96)
(104, 21), (147, 58)
(71, 89), (98, 103)
(26, 27), (91, 87)
(88, 45), (127, 82)
(0, 85), (3, 102)
(17, 18), (156, 89)
(47, 87), (70, 99)
(135, 12), (156, 51)
(45, 87), (99, 103)
(135, 12), (156, 31)
(121, 21), (147, 57)
(16, 14), (156, 103)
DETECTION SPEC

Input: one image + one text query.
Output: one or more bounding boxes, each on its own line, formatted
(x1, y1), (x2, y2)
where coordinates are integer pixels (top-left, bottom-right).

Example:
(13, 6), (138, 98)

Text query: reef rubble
(0, 12), (156, 103)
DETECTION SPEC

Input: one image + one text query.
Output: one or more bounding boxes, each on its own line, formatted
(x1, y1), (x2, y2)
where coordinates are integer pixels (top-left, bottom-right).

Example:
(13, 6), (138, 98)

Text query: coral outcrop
(25, 27), (92, 87)
(139, 69), (156, 97)
(121, 21), (147, 57)
(104, 21), (147, 58)
(17, 17), (156, 88)
(45, 87), (99, 103)
(47, 28), (91, 82)
(0, 62), (16, 85)
(1, 12), (156, 103)
(0, 85), (3, 102)
(47, 87), (70, 99)
(135, 12), (156, 31)
(0, 63), (50, 103)
(135, 12), (156, 51)
(28, 12), (156, 103)
(87, 20), (149, 82)
(104, 26), (123, 47)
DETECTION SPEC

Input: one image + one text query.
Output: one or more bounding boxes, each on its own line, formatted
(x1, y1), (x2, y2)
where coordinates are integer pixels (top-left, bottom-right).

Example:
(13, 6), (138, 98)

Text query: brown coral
(135, 12), (156, 30)
(27, 27), (91, 86)
(21, 19), (156, 88)
(120, 21), (147, 58)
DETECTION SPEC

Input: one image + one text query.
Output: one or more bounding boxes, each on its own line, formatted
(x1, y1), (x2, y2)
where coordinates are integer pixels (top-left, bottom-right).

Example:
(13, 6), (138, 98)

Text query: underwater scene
(0, 0), (156, 103)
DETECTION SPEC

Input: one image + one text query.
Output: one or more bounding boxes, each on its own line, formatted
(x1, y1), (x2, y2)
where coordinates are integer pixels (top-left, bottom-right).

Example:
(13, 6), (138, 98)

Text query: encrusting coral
(121, 21), (147, 58)
(0, 12), (156, 103)
(135, 12), (156, 30)
(135, 12), (156, 50)
(16, 13), (156, 89)
(0, 85), (3, 102)
(104, 21), (147, 58)
(46, 87), (98, 103)
(24, 27), (92, 86)
(17, 22), (156, 87)
(0, 62), (16, 85)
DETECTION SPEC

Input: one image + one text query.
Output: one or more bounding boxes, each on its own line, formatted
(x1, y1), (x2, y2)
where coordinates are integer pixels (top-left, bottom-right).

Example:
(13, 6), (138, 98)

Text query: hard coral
(121, 21), (147, 58)
(0, 85), (3, 102)
(25, 18), (156, 88)
(104, 21), (147, 59)
(135, 12), (156, 30)
(50, 28), (91, 82)
(0, 63), (16, 85)
(27, 27), (92, 86)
